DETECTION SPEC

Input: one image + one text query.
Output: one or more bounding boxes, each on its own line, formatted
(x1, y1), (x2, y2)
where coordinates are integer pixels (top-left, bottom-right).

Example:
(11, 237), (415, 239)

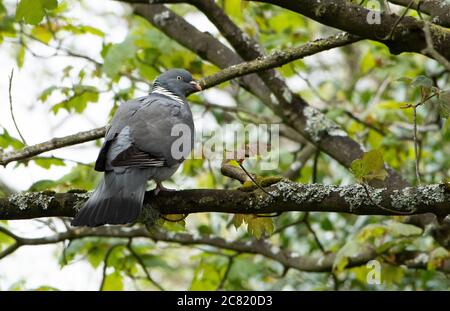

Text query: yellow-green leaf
(34, 158), (66, 169)
(31, 25), (53, 44)
(247, 216), (274, 239)
(233, 214), (246, 229)
(16, 0), (58, 25)
(224, 0), (243, 23)
(350, 149), (387, 182)
(386, 221), (423, 237)
(333, 240), (362, 273)
(102, 272), (123, 291)
(16, 45), (25, 68)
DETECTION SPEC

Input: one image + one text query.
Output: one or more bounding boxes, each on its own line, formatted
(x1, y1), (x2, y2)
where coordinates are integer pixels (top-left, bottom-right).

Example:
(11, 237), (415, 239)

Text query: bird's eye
(176, 76), (182, 80)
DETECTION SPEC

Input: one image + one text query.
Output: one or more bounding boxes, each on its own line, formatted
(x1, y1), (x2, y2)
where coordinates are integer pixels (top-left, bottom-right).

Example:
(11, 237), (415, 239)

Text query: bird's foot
(154, 182), (176, 196)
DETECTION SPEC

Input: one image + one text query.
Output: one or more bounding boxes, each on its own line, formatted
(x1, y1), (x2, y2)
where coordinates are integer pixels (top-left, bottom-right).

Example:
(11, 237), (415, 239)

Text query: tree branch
(199, 32), (361, 89)
(1, 225), (449, 273)
(388, 0), (450, 27)
(248, 0), (450, 61)
(1, 181), (448, 220)
(422, 22), (450, 71)
(0, 127), (105, 166)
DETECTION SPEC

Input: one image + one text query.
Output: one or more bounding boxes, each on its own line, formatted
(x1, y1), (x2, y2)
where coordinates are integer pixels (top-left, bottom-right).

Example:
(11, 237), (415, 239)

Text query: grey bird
(71, 69), (201, 227)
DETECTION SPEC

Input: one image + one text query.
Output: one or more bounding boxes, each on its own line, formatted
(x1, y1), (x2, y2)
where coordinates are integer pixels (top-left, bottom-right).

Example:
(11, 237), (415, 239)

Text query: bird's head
(152, 69), (202, 98)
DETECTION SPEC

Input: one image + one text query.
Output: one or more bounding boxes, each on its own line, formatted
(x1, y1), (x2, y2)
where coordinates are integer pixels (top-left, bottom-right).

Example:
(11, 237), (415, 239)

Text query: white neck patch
(152, 86), (184, 105)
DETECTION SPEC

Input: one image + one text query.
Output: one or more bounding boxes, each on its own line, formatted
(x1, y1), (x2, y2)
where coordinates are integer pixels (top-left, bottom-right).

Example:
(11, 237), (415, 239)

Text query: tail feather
(71, 169), (151, 227)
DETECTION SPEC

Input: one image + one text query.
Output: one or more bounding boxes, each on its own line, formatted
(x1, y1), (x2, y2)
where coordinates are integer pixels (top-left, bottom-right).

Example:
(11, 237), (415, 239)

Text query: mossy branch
(0, 181), (449, 221)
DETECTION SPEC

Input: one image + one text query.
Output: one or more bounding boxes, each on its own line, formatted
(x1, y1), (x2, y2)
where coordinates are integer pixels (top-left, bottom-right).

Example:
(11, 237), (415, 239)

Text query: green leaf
(103, 272), (124, 291)
(386, 221), (422, 237)
(103, 37), (137, 77)
(436, 91), (450, 118)
(382, 264), (405, 285)
(233, 214), (246, 229)
(247, 216), (274, 239)
(360, 50), (376, 74)
(396, 77), (412, 84)
(427, 247), (449, 271)
(190, 257), (226, 290)
(31, 25), (53, 44)
(28, 180), (59, 192)
(34, 285), (60, 291)
(350, 265), (373, 284)
(437, 99), (450, 118)
(139, 254), (171, 269)
(52, 88), (99, 114)
(34, 157), (65, 169)
(357, 224), (387, 241)
(350, 149), (388, 182)
(224, 0), (243, 23)
(30, 165), (99, 192)
(59, 239), (107, 267)
(320, 217), (334, 231)
(439, 90), (450, 103)
(16, 0), (58, 25)
(233, 214), (274, 238)
(163, 217), (186, 232)
(61, 24), (105, 37)
(38, 86), (59, 102)
(0, 128), (25, 150)
(16, 45), (25, 68)
(0, 2), (6, 16)
(411, 75), (433, 89)
(0, 228), (15, 248)
(333, 240), (362, 272)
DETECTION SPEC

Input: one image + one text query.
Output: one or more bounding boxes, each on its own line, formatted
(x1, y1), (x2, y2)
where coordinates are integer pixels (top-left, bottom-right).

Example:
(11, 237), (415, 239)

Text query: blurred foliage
(0, 0), (449, 291)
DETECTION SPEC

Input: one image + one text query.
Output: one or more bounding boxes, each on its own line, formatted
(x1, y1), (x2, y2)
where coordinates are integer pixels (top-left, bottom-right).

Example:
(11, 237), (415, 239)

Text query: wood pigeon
(71, 69), (201, 227)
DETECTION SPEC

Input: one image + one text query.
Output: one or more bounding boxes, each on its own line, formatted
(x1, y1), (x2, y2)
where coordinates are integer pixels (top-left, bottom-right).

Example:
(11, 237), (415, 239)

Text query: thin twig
(238, 162), (275, 197)
(412, 106), (421, 184)
(331, 273), (340, 291)
(8, 69), (27, 145)
(99, 244), (123, 291)
(256, 212), (282, 218)
(400, 91), (439, 185)
(384, 0), (416, 40)
(312, 149), (320, 184)
(304, 219), (326, 253)
(160, 214), (188, 222)
(344, 110), (386, 136)
(272, 213), (307, 235)
(126, 239), (165, 291)
(216, 254), (238, 291)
